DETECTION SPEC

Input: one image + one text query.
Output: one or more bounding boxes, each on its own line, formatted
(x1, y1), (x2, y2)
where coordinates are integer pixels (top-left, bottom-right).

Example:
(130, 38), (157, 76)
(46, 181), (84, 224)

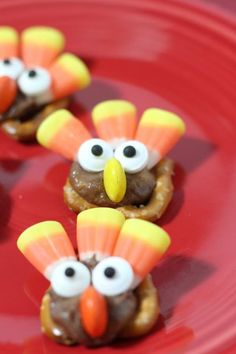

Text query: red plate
(0, 0), (236, 353)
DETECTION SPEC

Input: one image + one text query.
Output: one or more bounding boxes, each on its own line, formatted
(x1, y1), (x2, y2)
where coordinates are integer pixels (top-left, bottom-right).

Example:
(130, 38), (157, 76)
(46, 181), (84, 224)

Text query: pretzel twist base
(119, 275), (160, 338)
(1, 98), (69, 141)
(64, 159), (174, 221)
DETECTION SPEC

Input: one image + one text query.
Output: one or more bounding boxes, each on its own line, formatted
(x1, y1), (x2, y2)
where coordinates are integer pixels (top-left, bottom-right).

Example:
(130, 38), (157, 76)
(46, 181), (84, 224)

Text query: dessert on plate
(17, 207), (171, 347)
(0, 26), (90, 141)
(37, 100), (185, 220)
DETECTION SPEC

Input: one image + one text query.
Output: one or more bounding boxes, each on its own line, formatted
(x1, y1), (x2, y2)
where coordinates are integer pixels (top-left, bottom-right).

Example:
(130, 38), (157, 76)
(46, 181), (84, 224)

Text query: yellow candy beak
(103, 158), (127, 203)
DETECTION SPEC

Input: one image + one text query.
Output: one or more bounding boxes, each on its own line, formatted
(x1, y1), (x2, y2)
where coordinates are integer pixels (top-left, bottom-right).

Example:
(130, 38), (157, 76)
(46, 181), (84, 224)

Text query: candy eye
(92, 257), (134, 296)
(0, 57), (24, 80)
(18, 67), (51, 96)
(114, 140), (148, 173)
(50, 260), (90, 297)
(77, 138), (113, 172)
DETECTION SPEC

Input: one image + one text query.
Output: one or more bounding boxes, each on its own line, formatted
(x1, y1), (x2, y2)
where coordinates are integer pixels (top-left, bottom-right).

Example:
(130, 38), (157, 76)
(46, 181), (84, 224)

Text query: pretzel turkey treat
(17, 208), (171, 347)
(0, 26), (90, 141)
(37, 101), (185, 221)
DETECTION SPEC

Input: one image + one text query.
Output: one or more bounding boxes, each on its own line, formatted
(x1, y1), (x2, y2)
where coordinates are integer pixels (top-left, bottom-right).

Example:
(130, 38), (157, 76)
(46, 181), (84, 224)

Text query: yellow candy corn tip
(141, 108), (186, 135)
(22, 26), (65, 50)
(57, 53), (91, 89)
(121, 219), (171, 253)
(17, 221), (65, 253)
(92, 100), (137, 123)
(36, 109), (73, 147)
(103, 158), (127, 203)
(77, 207), (125, 228)
(0, 27), (19, 43)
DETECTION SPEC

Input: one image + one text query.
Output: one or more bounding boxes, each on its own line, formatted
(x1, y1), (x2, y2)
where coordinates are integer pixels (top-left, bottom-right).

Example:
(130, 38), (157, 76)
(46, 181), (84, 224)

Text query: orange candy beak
(0, 76), (17, 114)
(79, 286), (108, 338)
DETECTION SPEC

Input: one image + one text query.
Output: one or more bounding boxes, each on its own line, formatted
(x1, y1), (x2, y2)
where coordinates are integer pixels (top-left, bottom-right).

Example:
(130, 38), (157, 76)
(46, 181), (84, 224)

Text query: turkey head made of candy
(0, 26), (90, 141)
(17, 208), (171, 347)
(37, 101), (185, 220)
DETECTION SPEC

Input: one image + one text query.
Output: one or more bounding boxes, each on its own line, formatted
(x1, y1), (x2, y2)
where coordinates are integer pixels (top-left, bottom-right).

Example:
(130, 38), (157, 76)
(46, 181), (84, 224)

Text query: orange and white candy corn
(17, 221), (76, 279)
(77, 208), (125, 261)
(37, 109), (92, 160)
(113, 218), (171, 282)
(135, 108), (186, 168)
(92, 100), (138, 146)
(0, 26), (19, 59)
(21, 26), (65, 68)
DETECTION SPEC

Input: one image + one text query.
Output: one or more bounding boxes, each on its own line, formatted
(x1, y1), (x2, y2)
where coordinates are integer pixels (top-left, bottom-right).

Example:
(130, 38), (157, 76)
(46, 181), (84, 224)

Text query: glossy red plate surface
(1, 0), (236, 353)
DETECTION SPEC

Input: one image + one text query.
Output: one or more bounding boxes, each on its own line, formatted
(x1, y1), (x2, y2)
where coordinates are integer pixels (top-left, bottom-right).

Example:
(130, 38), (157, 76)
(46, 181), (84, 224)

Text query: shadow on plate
(159, 136), (217, 225)
(153, 254), (215, 318)
(0, 159), (29, 241)
(0, 184), (11, 242)
(113, 321), (194, 352)
(170, 135), (217, 174)
(73, 78), (121, 111)
(43, 161), (70, 194)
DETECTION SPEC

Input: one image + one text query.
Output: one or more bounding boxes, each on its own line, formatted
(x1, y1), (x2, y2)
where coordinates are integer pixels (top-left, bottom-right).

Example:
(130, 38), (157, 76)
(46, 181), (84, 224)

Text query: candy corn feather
(17, 221), (76, 278)
(113, 219), (171, 278)
(21, 26), (65, 68)
(0, 27), (19, 59)
(92, 100), (137, 143)
(37, 109), (91, 160)
(77, 208), (125, 261)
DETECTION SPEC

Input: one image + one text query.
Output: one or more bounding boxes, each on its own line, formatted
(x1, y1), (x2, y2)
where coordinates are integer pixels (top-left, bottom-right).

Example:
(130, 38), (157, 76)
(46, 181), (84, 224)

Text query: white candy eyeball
(92, 256), (134, 296)
(77, 138), (113, 172)
(114, 140), (148, 173)
(18, 67), (51, 96)
(50, 260), (90, 298)
(0, 57), (24, 80)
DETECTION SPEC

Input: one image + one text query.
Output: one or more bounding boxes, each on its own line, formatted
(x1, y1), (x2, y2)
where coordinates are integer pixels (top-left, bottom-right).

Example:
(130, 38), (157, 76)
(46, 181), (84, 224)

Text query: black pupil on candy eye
(123, 145), (136, 158)
(28, 70), (37, 78)
(65, 267), (75, 277)
(3, 58), (11, 65)
(104, 267), (116, 278)
(91, 145), (103, 156)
